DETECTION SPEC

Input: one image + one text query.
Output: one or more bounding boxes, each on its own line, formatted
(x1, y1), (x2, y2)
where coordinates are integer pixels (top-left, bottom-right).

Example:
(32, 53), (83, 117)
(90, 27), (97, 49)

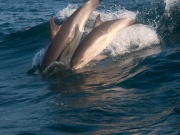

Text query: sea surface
(0, 0), (180, 134)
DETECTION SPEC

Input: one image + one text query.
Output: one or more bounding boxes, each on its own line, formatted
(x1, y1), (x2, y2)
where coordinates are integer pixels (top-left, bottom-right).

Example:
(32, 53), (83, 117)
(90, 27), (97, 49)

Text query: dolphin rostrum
(41, 0), (102, 71)
(71, 15), (138, 70)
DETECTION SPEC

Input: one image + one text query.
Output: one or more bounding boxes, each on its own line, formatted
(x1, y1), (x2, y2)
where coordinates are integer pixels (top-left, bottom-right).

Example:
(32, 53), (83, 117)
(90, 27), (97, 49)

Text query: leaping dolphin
(71, 15), (138, 70)
(41, 0), (102, 71)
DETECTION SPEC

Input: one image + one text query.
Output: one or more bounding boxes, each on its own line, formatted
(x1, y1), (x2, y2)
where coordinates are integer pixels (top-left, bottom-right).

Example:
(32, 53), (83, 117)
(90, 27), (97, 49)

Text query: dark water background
(0, 0), (180, 134)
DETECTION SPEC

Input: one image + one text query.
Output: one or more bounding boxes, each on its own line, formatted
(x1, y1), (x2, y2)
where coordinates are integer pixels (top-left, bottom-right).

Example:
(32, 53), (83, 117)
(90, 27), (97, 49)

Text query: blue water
(0, 0), (180, 134)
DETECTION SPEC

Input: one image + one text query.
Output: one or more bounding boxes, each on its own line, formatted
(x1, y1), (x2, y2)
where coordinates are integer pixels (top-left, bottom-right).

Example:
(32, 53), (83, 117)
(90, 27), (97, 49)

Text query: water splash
(164, 0), (180, 16)
(106, 24), (160, 56)
(32, 48), (45, 67)
(57, 4), (77, 19)
(32, 4), (160, 70)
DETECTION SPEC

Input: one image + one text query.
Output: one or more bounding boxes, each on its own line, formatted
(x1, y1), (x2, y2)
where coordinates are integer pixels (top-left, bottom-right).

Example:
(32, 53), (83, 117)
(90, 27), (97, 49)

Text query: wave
(1, 1), (179, 134)
(6, 1), (177, 74)
(31, 4), (161, 71)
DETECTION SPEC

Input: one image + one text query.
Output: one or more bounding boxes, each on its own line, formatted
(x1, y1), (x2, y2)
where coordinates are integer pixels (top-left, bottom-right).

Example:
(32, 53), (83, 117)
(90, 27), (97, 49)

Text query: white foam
(106, 24), (160, 56)
(164, 0), (180, 16)
(32, 48), (45, 67)
(32, 4), (160, 68)
(57, 4), (77, 19)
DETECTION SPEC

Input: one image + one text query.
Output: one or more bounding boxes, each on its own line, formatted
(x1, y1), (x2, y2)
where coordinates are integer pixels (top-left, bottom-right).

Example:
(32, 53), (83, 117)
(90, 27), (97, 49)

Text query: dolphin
(41, 0), (102, 71)
(71, 15), (138, 70)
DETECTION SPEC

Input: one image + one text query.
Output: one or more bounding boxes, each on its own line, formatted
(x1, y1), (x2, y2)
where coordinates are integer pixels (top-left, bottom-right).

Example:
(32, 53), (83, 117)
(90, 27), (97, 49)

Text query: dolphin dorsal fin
(94, 14), (103, 28)
(50, 16), (61, 41)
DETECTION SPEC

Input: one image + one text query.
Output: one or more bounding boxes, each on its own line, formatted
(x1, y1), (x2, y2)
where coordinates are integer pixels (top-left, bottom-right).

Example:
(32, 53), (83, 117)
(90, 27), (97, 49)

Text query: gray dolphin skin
(41, 0), (102, 71)
(71, 15), (138, 70)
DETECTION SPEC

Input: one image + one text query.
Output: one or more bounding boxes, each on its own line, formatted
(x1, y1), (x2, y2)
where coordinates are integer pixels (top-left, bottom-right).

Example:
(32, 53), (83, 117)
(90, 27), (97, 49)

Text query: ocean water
(0, 0), (180, 134)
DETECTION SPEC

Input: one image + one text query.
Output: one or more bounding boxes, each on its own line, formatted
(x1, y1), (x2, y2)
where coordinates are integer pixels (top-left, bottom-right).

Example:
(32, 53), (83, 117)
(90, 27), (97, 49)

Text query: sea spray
(32, 3), (160, 69)
(32, 48), (45, 67)
(164, 0), (180, 16)
(106, 24), (160, 56)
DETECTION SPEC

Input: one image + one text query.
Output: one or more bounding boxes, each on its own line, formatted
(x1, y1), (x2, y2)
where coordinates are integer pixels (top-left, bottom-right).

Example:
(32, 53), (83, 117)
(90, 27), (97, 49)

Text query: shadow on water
(37, 45), (179, 134)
